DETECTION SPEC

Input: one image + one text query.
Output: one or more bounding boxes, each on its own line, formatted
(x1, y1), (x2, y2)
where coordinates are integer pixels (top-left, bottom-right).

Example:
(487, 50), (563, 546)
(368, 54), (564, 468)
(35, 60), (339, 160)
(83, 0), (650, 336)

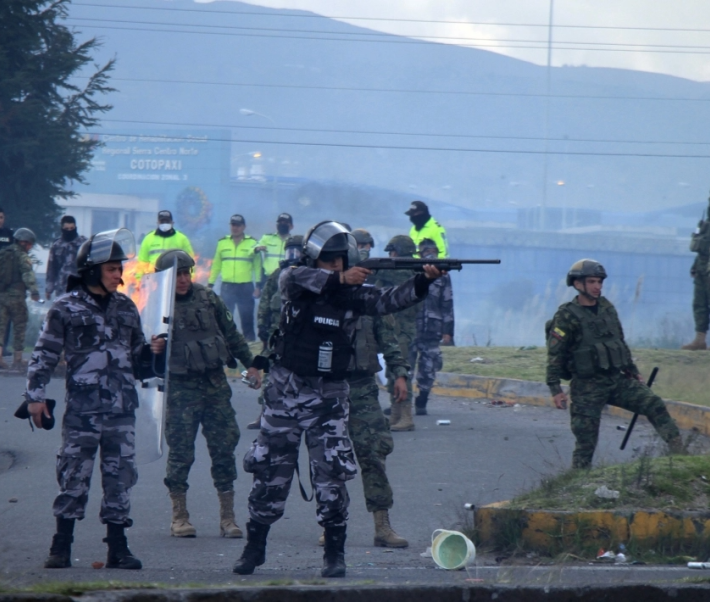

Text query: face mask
(158, 223), (172, 233)
(277, 223), (290, 235)
(358, 248), (370, 261)
(409, 213), (429, 229)
(61, 229), (78, 241)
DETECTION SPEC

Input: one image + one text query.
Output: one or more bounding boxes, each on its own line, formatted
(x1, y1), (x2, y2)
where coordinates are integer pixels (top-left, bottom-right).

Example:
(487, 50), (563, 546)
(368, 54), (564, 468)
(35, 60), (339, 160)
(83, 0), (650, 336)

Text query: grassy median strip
(510, 454), (710, 512)
(442, 347), (710, 407)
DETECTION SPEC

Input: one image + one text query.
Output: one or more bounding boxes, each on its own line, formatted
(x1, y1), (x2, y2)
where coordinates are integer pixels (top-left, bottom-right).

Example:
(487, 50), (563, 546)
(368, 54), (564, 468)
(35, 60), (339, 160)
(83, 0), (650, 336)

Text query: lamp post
(239, 108), (278, 211)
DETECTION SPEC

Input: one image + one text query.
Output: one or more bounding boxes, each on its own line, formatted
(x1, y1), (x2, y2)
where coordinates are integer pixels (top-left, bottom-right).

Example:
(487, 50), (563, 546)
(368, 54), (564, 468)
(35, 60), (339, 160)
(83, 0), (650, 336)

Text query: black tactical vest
(278, 295), (352, 380)
(351, 316), (382, 375)
(170, 284), (230, 375)
(566, 300), (632, 378)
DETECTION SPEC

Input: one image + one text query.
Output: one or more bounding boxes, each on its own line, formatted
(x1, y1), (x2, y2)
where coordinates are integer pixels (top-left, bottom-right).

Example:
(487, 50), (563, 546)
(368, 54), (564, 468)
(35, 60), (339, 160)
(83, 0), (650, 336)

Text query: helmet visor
(304, 221), (351, 260)
(88, 228), (136, 264)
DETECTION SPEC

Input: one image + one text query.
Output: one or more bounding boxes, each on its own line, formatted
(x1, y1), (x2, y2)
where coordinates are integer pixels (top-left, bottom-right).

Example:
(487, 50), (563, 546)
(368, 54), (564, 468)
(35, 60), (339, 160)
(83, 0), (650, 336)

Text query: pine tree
(0, 0), (114, 242)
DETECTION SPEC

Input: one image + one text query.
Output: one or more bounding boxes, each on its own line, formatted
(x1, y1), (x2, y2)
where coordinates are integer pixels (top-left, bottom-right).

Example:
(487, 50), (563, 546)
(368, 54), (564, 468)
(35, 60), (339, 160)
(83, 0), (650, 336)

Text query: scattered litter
(420, 546), (433, 558)
(470, 357), (484, 363)
(464, 503), (475, 510)
(383, 549), (394, 553)
(594, 485), (620, 499)
(702, 475), (708, 482)
(518, 345), (537, 351)
(91, 561), (104, 569)
(596, 551), (616, 562)
(615, 553), (627, 563)
(688, 562), (710, 569)
(8, 498), (17, 503)
(596, 549), (630, 564)
(490, 400), (512, 407)
(616, 426), (627, 431)
(436, 420), (451, 426)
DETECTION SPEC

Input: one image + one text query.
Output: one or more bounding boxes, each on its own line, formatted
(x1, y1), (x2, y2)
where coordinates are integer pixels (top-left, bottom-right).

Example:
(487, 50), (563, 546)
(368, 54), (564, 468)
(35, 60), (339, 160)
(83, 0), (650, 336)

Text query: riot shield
(134, 263), (176, 465)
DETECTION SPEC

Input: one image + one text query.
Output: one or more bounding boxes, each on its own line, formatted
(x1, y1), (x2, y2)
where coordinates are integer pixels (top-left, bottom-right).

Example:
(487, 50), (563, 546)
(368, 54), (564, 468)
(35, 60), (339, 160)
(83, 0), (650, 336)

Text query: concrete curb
(475, 506), (710, 554)
(3, 585), (710, 602)
(432, 372), (710, 436)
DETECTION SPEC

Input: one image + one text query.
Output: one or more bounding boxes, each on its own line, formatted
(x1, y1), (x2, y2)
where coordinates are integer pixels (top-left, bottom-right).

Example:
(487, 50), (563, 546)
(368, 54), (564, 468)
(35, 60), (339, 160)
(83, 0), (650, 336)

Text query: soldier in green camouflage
(547, 259), (684, 469)
(249, 235), (303, 429)
(0, 228), (40, 370)
(682, 195), (710, 350)
(155, 250), (261, 539)
(375, 235), (418, 431)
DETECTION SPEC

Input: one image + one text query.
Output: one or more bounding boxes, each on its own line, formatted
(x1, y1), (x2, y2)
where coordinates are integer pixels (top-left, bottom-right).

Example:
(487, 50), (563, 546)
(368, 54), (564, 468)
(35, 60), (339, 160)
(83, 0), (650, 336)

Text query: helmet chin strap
(578, 278), (598, 301)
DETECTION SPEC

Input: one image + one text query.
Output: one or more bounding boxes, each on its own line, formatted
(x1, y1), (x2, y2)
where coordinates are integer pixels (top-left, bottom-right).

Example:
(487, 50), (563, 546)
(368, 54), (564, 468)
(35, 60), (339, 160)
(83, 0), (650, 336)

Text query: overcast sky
(196, 0), (710, 82)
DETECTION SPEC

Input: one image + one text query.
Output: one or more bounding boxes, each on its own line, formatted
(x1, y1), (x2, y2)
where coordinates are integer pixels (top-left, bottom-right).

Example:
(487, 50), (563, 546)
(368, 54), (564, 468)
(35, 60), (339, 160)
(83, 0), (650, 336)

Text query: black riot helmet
(302, 221), (356, 269)
(75, 228), (136, 291)
(155, 249), (195, 273)
(566, 259), (607, 287)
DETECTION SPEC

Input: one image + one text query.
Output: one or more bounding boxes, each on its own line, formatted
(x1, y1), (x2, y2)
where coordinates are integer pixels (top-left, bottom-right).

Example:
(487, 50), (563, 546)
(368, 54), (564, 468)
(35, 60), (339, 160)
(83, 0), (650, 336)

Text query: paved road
(0, 374), (705, 588)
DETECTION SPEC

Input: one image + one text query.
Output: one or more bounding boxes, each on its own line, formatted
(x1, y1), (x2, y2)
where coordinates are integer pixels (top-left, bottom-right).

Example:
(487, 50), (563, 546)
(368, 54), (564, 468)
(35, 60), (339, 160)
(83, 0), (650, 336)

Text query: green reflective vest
(209, 235), (261, 284)
(409, 217), (449, 258)
(257, 233), (288, 276)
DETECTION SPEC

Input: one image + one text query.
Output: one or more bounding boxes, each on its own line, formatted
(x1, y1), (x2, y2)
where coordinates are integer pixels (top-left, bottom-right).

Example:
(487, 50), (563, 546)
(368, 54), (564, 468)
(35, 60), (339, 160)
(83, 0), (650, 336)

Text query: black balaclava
(61, 216), (78, 241)
(409, 210), (430, 230)
(277, 222), (290, 235)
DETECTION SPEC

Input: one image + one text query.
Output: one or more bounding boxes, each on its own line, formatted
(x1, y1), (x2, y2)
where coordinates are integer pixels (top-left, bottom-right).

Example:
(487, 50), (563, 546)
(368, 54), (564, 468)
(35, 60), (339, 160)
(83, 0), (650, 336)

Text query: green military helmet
(283, 234), (304, 265)
(384, 234), (416, 257)
(155, 249), (195, 272)
(285, 234), (304, 249)
(352, 229), (375, 248)
(566, 259), (607, 287)
(13, 228), (36, 245)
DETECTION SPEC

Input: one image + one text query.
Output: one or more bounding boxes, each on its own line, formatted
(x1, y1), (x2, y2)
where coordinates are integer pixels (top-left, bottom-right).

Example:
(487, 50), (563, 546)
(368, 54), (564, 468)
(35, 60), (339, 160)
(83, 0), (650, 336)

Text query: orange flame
(120, 255), (213, 313)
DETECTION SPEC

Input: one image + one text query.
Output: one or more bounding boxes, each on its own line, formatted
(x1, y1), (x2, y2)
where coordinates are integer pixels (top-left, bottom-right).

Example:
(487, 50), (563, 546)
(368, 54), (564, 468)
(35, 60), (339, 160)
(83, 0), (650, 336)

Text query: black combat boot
(414, 390), (429, 415)
(103, 523), (142, 570)
(232, 520), (270, 575)
(321, 525), (347, 578)
(44, 517), (75, 568)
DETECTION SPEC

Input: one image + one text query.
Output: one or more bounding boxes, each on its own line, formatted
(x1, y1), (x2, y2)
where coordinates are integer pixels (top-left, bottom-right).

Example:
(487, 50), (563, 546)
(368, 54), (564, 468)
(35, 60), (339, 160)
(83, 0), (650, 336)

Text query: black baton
(620, 366), (659, 450)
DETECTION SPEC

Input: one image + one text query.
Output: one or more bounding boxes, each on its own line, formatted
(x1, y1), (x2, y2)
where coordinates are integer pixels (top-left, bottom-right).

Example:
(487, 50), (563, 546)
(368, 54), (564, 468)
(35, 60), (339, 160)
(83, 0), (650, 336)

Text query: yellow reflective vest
(209, 235), (262, 285)
(136, 229), (194, 279)
(409, 217), (449, 258)
(257, 233), (289, 277)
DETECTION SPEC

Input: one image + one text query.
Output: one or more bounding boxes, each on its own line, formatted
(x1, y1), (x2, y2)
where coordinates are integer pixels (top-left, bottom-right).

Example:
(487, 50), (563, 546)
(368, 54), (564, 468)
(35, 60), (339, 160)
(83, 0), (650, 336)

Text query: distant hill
(70, 0), (710, 215)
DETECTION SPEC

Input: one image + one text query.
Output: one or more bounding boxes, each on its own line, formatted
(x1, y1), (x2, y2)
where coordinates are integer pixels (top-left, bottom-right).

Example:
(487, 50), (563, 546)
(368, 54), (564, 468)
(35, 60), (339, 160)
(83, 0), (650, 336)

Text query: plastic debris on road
(688, 562), (710, 569)
(470, 357), (484, 363)
(437, 419), (451, 425)
(594, 485), (620, 499)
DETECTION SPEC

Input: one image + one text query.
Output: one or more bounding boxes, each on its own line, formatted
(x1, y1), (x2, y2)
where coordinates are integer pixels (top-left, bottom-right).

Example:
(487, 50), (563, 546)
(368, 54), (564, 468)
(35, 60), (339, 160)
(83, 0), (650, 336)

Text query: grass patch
(442, 346), (710, 407)
(510, 454), (710, 512)
(0, 581), (162, 596)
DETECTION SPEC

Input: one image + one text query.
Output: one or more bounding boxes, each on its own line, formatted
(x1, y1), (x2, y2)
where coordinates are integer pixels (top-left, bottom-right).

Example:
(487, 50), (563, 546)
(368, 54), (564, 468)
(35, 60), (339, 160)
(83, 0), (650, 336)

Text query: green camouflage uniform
(164, 283), (253, 494)
(0, 243), (39, 352)
(547, 296), (680, 469)
(376, 269), (416, 405)
(689, 215), (710, 332)
(347, 314), (409, 512)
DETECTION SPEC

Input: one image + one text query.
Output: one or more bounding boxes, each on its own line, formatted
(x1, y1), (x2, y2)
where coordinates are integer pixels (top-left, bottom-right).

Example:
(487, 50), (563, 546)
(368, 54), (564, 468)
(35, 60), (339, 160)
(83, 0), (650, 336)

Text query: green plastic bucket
(431, 529), (476, 570)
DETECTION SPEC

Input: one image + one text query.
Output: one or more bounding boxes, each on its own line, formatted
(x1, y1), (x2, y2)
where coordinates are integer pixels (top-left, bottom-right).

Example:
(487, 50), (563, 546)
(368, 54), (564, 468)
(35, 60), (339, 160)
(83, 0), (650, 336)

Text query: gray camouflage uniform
(243, 265), (430, 527)
(45, 235), (88, 297)
(411, 274), (454, 392)
(26, 287), (150, 526)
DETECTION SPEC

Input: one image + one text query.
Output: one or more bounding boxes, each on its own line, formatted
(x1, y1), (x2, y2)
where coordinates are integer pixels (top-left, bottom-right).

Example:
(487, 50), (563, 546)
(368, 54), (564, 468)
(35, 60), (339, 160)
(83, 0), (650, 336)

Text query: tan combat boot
(682, 332), (707, 350)
(218, 490), (243, 538)
(388, 402), (402, 427)
(169, 492), (196, 537)
(0, 348), (8, 370)
(373, 510), (408, 548)
(390, 402), (415, 431)
(11, 351), (26, 371)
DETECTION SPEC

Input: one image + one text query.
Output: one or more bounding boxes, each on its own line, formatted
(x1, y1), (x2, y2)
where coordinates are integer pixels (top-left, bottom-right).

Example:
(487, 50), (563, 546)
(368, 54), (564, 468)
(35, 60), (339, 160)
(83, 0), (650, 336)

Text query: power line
(63, 20), (710, 56)
(72, 2), (710, 35)
(88, 128), (710, 158)
(105, 75), (710, 104)
(101, 117), (710, 147)
(65, 16), (710, 51)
